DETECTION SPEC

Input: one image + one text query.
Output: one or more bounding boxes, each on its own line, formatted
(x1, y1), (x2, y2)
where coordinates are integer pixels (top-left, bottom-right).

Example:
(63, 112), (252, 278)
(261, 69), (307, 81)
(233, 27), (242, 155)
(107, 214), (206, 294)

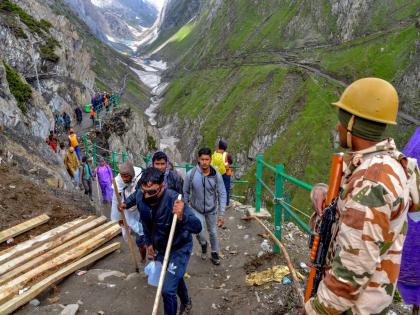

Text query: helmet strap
(346, 115), (355, 149)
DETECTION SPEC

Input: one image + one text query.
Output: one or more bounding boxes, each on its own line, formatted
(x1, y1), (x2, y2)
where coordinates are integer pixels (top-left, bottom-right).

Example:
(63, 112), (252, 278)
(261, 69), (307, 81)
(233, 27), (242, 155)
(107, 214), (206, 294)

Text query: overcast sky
(148, 0), (165, 10)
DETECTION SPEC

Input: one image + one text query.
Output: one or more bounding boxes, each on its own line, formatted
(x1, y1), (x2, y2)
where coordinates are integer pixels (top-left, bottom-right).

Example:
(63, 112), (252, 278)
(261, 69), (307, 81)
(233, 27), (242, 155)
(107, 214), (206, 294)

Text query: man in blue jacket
(183, 147), (227, 265)
(119, 167), (202, 315)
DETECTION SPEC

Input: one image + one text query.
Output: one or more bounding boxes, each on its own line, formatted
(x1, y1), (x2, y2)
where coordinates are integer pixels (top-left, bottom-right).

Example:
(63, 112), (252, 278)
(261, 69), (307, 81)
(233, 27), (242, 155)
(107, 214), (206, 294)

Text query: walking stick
(112, 178), (139, 273)
(96, 175), (101, 203)
(151, 195), (181, 315)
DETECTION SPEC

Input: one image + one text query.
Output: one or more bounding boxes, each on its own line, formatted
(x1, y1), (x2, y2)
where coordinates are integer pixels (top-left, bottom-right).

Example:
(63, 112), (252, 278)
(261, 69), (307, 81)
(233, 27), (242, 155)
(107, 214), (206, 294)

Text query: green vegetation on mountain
(0, 0), (52, 35)
(3, 62), (32, 114)
(156, 0), (419, 216)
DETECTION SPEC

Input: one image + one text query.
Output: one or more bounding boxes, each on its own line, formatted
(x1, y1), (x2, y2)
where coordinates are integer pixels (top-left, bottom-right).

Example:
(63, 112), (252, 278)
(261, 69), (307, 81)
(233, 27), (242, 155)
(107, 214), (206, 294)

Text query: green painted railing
(255, 153), (312, 252)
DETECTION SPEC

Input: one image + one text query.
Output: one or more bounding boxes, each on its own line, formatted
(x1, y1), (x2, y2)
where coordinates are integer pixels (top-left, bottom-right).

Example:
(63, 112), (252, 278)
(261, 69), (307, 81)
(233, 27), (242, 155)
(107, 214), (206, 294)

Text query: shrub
(3, 62), (32, 114)
(39, 37), (60, 63)
(0, 0), (52, 35)
(1, 14), (28, 38)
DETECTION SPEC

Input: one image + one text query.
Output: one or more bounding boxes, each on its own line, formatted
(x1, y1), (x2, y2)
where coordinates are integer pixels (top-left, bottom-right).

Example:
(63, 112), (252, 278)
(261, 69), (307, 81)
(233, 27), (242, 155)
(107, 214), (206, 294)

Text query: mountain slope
(0, 0), (153, 187)
(153, 0), (419, 213)
(63, 0), (158, 53)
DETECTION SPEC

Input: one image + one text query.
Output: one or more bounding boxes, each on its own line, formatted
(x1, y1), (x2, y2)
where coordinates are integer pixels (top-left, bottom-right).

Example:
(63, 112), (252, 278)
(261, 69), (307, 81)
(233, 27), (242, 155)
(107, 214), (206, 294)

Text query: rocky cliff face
(158, 0), (201, 34)
(0, 0), (156, 187)
(94, 107), (160, 167)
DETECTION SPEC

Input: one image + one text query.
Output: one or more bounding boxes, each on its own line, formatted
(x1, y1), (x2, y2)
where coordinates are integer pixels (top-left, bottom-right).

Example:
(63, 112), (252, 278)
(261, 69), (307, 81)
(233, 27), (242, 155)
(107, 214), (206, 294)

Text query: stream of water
(130, 58), (183, 164)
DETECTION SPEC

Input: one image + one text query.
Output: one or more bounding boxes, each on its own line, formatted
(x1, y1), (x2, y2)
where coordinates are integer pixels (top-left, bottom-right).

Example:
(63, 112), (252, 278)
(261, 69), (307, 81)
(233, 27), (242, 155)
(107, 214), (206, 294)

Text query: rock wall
(95, 107), (160, 167)
(0, 0), (92, 186)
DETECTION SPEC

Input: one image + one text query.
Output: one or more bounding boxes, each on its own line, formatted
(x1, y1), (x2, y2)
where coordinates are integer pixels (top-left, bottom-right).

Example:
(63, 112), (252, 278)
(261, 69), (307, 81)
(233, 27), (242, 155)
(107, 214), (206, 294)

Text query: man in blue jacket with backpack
(119, 167), (202, 315)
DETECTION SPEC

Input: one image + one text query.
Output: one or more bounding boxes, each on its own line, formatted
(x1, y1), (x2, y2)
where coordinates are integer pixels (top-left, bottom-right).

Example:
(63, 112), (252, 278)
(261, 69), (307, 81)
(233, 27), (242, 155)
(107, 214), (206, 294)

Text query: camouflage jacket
(305, 138), (420, 315)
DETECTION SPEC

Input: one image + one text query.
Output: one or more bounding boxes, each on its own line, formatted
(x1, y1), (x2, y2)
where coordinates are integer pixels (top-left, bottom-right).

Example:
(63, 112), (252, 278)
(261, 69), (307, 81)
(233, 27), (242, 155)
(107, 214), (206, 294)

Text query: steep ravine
(130, 57), (184, 165)
(150, 0), (420, 206)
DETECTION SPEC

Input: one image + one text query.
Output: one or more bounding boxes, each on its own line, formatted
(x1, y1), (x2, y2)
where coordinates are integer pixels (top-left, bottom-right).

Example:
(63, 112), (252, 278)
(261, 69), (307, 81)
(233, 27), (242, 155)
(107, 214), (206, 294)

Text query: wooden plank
(0, 215), (50, 244)
(0, 216), (96, 266)
(0, 223), (120, 304)
(0, 217), (109, 283)
(0, 243), (120, 315)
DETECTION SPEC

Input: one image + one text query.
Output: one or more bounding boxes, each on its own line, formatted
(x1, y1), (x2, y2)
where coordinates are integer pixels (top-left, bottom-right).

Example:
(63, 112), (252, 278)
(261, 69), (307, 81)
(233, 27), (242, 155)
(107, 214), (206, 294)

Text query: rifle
(304, 152), (344, 302)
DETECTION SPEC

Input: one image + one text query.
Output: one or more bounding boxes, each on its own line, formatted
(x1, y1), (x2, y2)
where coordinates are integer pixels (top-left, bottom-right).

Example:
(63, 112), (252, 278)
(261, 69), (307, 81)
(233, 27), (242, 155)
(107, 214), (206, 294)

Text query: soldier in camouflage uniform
(305, 78), (420, 315)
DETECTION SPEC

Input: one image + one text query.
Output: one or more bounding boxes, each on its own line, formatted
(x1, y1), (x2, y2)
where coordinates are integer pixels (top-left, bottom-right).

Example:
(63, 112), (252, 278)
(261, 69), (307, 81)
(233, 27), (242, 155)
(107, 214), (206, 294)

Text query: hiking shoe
(178, 298), (192, 315)
(201, 242), (207, 260)
(211, 252), (220, 265)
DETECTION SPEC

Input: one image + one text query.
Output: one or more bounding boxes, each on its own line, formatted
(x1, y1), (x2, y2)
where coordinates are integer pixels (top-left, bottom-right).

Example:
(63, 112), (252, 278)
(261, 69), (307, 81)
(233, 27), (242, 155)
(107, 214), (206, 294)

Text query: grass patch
(3, 62), (32, 114)
(0, 0), (51, 35)
(319, 25), (417, 82)
(0, 14), (28, 38)
(234, 76), (339, 218)
(39, 37), (61, 63)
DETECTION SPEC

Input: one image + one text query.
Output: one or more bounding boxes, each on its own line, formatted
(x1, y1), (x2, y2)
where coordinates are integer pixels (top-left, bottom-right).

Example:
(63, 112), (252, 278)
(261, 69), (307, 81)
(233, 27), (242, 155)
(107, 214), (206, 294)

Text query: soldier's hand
(311, 185), (328, 216)
(118, 203), (127, 212)
(173, 199), (184, 221)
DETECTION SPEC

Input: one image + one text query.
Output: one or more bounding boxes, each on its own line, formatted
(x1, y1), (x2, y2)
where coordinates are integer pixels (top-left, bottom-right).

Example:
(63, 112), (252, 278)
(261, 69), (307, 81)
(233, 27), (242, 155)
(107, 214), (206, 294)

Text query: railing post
(122, 151), (127, 162)
(255, 153), (263, 213)
(112, 151), (117, 176)
(92, 143), (97, 168)
(274, 164), (285, 252)
(144, 154), (152, 166)
(186, 164), (193, 173)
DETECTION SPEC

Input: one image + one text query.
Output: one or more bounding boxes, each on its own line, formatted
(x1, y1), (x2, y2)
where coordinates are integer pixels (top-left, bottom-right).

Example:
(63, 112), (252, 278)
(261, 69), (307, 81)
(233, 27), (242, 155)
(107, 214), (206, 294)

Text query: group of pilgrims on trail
(44, 77), (419, 315)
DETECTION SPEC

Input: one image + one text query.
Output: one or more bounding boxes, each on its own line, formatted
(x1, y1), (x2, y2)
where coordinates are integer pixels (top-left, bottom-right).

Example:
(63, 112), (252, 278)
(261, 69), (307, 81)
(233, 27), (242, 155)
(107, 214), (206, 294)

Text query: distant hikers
(75, 107), (83, 125)
(119, 167), (202, 315)
(152, 151), (184, 194)
(111, 162), (147, 262)
(212, 139), (233, 208)
(93, 157), (113, 203)
(68, 128), (81, 161)
(58, 143), (66, 161)
(104, 94), (109, 112)
(90, 105), (96, 127)
(80, 156), (93, 201)
(62, 112), (71, 132)
(64, 146), (80, 188)
(46, 130), (58, 153)
(183, 147), (226, 265)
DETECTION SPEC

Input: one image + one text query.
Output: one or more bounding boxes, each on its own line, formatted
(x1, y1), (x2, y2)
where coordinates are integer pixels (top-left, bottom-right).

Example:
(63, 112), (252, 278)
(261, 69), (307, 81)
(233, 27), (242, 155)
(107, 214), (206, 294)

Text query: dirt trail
(13, 202), (309, 315)
(1, 165), (411, 314)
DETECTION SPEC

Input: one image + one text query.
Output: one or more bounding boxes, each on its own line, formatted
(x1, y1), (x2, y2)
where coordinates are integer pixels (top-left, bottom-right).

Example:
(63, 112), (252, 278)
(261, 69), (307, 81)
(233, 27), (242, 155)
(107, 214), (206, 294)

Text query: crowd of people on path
(111, 78), (419, 315)
(45, 123), (116, 203)
(42, 77), (420, 315)
(113, 146), (232, 315)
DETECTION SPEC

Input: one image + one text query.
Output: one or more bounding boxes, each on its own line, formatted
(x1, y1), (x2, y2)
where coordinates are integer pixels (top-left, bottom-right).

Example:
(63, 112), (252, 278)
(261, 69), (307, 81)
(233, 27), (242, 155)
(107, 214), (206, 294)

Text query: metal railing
(255, 153), (312, 252)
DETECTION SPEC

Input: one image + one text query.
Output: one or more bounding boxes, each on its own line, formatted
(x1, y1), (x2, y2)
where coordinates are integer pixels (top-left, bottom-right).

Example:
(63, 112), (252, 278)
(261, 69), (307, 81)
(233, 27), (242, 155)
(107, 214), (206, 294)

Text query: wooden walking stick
(151, 195), (181, 315)
(112, 178), (139, 273)
(95, 175), (101, 203)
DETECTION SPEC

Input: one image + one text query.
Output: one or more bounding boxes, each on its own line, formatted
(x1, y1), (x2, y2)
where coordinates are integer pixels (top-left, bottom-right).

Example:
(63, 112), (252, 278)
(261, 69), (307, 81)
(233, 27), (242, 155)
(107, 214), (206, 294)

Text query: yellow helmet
(332, 78), (398, 125)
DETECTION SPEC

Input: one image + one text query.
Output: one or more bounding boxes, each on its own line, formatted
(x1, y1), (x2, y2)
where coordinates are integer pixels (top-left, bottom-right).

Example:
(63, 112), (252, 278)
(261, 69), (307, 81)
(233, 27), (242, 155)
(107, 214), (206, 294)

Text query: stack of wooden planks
(0, 215), (121, 314)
